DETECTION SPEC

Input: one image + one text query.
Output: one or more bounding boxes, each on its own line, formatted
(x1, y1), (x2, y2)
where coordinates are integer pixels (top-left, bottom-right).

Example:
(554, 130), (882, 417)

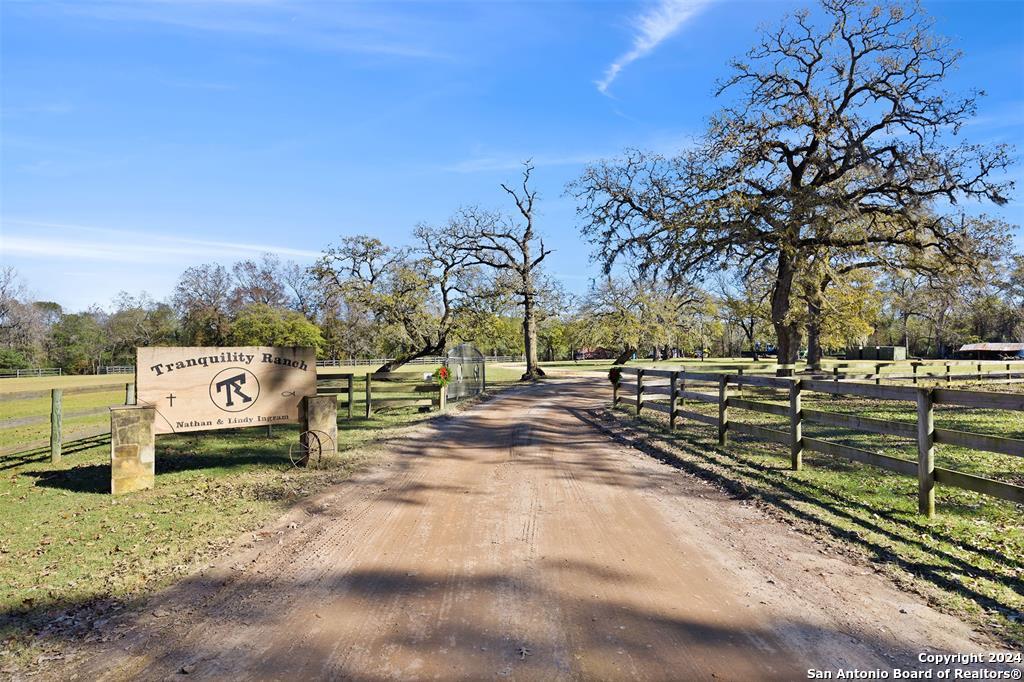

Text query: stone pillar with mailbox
(110, 405), (157, 495)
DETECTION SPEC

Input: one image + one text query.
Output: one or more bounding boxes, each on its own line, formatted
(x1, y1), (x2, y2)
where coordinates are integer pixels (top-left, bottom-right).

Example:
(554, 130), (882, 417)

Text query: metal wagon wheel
(289, 430), (337, 469)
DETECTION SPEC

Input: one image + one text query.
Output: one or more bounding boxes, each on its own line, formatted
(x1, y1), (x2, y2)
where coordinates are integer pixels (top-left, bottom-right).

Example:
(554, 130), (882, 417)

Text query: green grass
(0, 375), (131, 394)
(601, 377), (1024, 646)
(0, 368), (526, 668)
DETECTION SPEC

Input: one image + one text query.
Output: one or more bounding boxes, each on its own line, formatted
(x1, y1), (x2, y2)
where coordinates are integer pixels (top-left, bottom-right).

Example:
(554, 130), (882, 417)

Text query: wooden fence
(0, 368), (62, 379)
(314, 372), (446, 418)
(611, 366), (1024, 517)
(0, 383), (135, 460)
(0, 374), (447, 462)
(818, 360), (1024, 386)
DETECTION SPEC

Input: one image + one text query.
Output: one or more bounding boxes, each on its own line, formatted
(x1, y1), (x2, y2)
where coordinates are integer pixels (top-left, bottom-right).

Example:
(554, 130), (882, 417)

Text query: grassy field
(598, 374), (1024, 646)
(0, 374), (132, 393)
(0, 363), (524, 667)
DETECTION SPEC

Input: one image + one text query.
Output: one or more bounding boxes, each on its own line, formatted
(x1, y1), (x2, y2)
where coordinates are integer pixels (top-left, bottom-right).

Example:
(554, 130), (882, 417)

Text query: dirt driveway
(63, 378), (1012, 680)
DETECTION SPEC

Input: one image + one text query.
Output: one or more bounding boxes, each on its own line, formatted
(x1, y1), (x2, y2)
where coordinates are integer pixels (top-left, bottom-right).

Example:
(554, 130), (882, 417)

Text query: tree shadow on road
(568, 404), (1024, 643)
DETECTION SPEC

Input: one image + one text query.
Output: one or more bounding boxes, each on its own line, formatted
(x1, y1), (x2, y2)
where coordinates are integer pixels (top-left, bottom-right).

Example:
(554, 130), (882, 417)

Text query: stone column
(110, 405), (156, 495)
(300, 395), (338, 463)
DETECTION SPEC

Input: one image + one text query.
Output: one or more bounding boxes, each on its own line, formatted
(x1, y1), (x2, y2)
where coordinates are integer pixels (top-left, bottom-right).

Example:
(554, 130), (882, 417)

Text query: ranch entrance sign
(110, 346), (332, 495)
(136, 346), (316, 434)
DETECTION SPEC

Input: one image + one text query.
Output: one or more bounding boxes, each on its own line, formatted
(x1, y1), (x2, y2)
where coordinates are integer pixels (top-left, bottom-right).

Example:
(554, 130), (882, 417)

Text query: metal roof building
(956, 343), (1024, 359)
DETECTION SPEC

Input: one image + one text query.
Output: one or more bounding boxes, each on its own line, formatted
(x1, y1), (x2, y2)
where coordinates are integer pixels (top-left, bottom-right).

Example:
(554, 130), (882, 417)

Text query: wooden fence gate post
(125, 382), (136, 405)
(365, 373), (373, 418)
(50, 388), (62, 464)
(669, 371), (679, 431)
(789, 379), (803, 471)
(717, 375), (729, 445)
(636, 368), (644, 416)
(347, 374), (354, 419)
(916, 387), (936, 517)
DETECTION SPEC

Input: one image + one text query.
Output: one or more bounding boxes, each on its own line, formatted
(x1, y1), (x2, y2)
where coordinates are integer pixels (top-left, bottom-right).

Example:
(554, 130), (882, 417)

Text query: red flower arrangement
(434, 366), (450, 387)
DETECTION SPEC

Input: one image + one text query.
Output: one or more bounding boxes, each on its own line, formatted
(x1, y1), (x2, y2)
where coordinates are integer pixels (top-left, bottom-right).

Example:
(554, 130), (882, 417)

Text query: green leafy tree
(226, 304), (324, 351)
(50, 311), (107, 374)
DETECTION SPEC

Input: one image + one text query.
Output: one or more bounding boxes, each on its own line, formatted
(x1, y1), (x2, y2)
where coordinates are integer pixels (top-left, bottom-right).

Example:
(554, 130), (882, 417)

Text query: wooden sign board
(136, 346), (317, 434)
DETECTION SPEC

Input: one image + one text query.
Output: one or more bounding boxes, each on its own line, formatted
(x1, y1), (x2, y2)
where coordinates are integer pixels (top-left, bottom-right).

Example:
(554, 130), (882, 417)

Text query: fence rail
(315, 372), (446, 418)
(0, 368), (62, 379)
(316, 355), (523, 368)
(100, 365), (135, 375)
(611, 366), (1024, 516)
(0, 383), (136, 460)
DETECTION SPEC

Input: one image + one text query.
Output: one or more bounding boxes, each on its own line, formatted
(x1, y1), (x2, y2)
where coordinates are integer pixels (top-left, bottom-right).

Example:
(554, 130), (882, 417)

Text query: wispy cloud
(596, 0), (713, 96)
(39, 1), (453, 60)
(0, 219), (321, 263)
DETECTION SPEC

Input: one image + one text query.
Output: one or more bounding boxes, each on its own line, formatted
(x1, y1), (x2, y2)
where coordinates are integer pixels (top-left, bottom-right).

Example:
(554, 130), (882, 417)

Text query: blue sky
(2, 0), (1022, 311)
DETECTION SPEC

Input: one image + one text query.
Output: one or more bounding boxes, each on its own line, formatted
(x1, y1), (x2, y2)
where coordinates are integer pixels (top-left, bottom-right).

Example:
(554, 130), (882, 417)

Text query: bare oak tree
(571, 0), (1014, 374)
(454, 163), (552, 380)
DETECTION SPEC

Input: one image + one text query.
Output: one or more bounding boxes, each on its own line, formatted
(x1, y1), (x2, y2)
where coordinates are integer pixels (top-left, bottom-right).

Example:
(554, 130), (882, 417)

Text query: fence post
(612, 370), (620, 408)
(50, 388), (62, 464)
(916, 387), (935, 518)
(833, 367), (839, 383)
(789, 379), (803, 471)
(680, 370), (687, 409)
(347, 374), (354, 419)
(717, 375), (729, 445)
(977, 362), (983, 382)
(636, 368), (645, 416)
(1007, 362), (1012, 382)
(737, 368), (744, 398)
(945, 362), (951, 385)
(912, 363), (919, 385)
(669, 371), (678, 431)
(124, 382), (136, 406)
(437, 385), (447, 411)
(365, 373), (373, 418)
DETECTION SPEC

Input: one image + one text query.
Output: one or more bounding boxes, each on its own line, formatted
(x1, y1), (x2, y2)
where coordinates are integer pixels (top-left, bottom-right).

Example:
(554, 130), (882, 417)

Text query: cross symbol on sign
(166, 393), (176, 407)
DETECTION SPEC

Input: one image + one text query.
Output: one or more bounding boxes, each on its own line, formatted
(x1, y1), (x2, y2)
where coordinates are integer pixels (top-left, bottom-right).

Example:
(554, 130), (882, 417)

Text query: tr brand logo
(209, 367), (261, 412)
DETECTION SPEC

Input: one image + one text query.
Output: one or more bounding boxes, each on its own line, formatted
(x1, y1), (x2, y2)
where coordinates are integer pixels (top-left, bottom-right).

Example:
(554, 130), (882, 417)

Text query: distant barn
(956, 342), (1024, 360)
(575, 347), (618, 360)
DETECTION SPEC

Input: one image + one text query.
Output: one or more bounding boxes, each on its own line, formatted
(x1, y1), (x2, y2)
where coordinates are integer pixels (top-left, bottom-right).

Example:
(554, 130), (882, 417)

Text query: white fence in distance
(0, 368), (62, 379)
(316, 355), (523, 367)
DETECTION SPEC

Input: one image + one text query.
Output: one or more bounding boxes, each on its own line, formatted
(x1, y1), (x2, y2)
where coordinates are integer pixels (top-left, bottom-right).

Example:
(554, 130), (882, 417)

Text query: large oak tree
(571, 0), (1013, 374)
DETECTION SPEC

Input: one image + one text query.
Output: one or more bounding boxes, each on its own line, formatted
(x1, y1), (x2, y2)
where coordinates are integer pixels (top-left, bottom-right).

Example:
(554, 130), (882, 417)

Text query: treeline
(3, 244), (1023, 375)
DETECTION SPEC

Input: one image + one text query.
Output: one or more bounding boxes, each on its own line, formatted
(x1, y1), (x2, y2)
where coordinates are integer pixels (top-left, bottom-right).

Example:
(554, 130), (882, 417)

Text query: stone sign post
(110, 405), (156, 494)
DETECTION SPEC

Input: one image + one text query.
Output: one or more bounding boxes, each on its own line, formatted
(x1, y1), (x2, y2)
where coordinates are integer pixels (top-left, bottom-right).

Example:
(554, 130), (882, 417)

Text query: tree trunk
(806, 288), (824, 372)
(521, 291), (545, 380)
(771, 252), (801, 376)
(613, 347), (635, 365)
(376, 340), (444, 374)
